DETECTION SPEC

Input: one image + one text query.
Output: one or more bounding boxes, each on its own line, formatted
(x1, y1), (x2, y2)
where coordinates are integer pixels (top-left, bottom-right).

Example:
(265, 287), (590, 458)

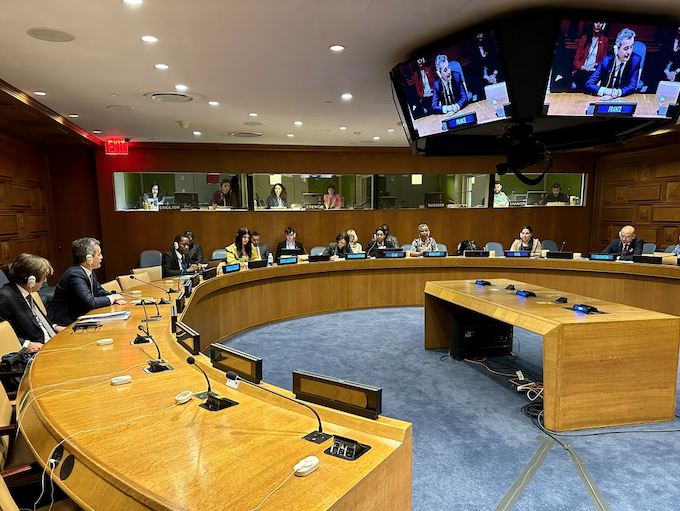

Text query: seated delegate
(226, 227), (261, 266)
(265, 183), (288, 208)
(185, 230), (204, 265)
(347, 229), (362, 253)
(365, 227), (395, 257)
(324, 185), (342, 209)
(509, 226), (542, 255)
(211, 179), (238, 209)
(49, 238), (127, 326)
(545, 183), (570, 204)
(162, 234), (201, 277)
(457, 240), (480, 255)
(251, 231), (270, 261)
(142, 182), (164, 205)
(323, 232), (352, 260)
(602, 225), (644, 261)
(0, 253), (66, 354)
(410, 223), (438, 256)
(275, 227), (305, 260)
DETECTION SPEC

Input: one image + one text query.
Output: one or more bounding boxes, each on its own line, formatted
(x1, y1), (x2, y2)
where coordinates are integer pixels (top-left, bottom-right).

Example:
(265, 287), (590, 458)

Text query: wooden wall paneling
(0, 241), (9, 265)
(5, 182), (31, 208)
(614, 185), (628, 203)
(0, 211), (18, 235)
(652, 207), (680, 223)
(220, 149), (321, 174)
(636, 205), (652, 224)
(637, 163), (655, 182)
(16, 211), (26, 236)
(662, 227), (678, 246)
(605, 165), (637, 182)
(635, 227), (659, 244)
(601, 206), (635, 222)
(11, 238), (38, 255)
(320, 151), (413, 175)
(629, 184), (661, 202)
(653, 160), (680, 179)
(0, 155), (12, 179)
(26, 212), (48, 234)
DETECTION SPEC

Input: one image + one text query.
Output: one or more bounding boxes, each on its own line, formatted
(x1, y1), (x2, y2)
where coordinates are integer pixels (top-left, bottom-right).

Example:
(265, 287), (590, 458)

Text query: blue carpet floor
(224, 307), (680, 511)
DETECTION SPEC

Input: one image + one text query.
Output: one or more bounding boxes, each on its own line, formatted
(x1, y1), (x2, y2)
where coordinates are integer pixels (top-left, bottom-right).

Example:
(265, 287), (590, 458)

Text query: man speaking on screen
(431, 54), (469, 115)
(585, 28), (641, 100)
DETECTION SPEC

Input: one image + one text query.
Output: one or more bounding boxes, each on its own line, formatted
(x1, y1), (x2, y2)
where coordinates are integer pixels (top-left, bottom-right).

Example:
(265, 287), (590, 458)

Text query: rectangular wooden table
(424, 278), (680, 431)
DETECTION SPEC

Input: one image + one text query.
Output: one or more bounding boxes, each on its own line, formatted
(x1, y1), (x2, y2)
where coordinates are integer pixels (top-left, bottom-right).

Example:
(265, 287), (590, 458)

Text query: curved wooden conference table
(17, 256), (680, 510)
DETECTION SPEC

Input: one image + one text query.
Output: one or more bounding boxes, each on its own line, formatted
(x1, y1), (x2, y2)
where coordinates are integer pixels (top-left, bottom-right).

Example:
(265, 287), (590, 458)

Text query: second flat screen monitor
(544, 21), (680, 119)
(394, 30), (511, 139)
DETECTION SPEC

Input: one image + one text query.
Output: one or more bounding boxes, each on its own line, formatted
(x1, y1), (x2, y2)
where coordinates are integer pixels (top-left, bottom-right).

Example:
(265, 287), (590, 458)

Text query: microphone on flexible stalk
(559, 241), (566, 252)
(187, 357), (237, 411)
(225, 371), (332, 444)
(129, 275), (172, 305)
(136, 325), (171, 373)
(118, 291), (161, 322)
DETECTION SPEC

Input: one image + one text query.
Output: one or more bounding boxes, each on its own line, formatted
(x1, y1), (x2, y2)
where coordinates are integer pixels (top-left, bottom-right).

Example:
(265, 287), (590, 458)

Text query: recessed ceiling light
(141, 35), (158, 43)
(110, 93), (119, 97)
(92, 130), (102, 134)
(68, 114), (79, 118)
(387, 128), (395, 132)
(294, 121), (303, 126)
(339, 126), (347, 130)
(193, 131), (202, 135)
(287, 133), (295, 137)
(123, 0), (143, 4)
(175, 84), (188, 91)
(208, 101), (219, 106)
(34, 91), (47, 96)
(154, 63), (169, 70)
(373, 136), (381, 140)
(341, 93), (353, 100)
(330, 45), (345, 52)
(249, 112), (258, 117)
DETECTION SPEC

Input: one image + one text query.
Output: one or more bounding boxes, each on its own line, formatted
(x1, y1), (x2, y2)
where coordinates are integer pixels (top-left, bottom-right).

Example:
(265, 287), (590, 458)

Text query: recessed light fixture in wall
(294, 121), (303, 126)
(287, 133), (295, 137)
(339, 126), (347, 130)
(34, 91), (47, 96)
(208, 101), (219, 106)
(141, 35), (158, 43)
(329, 45), (345, 52)
(155, 63), (169, 70)
(175, 85), (188, 91)
(341, 93), (353, 100)
(249, 112), (258, 117)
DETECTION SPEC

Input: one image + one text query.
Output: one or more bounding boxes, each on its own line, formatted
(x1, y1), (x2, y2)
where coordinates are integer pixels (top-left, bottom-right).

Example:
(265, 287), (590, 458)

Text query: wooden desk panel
(18, 282), (412, 511)
(424, 279), (680, 431)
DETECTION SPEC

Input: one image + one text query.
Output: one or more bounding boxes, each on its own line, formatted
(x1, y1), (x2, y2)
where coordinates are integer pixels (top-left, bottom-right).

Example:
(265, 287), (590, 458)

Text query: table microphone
(187, 357), (237, 411)
(225, 371), (332, 444)
(560, 241), (566, 252)
(136, 325), (170, 373)
(129, 275), (172, 304)
(119, 292), (161, 322)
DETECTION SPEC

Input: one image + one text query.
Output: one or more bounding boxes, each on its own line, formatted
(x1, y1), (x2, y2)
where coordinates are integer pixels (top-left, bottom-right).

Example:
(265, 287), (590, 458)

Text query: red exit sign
(105, 139), (129, 155)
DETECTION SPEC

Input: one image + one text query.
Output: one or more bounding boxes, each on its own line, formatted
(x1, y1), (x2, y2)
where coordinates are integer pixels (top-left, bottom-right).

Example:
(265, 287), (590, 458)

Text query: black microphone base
(302, 431), (333, 444)
(199, 392), (238, 412)
(144, 359), (174, 374)
(131, 334), (153, 345)
(159, 298), (171, 305)
(168, 288), (179, 294)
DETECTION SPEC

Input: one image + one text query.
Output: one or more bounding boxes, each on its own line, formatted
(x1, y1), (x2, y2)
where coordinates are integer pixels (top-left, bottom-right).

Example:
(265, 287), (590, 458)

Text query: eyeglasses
(72, 324), (101, 334)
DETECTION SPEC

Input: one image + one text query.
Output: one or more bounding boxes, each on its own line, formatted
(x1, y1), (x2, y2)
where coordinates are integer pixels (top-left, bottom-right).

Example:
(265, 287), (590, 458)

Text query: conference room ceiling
(0, 0), (679, 148)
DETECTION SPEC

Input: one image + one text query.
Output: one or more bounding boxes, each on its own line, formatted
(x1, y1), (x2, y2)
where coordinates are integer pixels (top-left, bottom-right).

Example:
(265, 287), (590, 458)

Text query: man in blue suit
(585, 28), (641, 99)
(49, 238), (127, 326)
(431, 54), (469, 115)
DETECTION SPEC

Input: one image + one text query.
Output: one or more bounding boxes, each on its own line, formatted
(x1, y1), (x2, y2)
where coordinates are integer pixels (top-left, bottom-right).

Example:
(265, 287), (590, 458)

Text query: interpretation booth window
(493, 173), (586, 208)
(113, 173), (248, 211)
(252, 174), (373, 210)
(376, 174), (489, 209)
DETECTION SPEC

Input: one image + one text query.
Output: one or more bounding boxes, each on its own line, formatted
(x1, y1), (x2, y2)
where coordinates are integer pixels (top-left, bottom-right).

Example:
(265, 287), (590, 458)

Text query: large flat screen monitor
(544, 21), (680, 119)
(392, 30), (511, 140)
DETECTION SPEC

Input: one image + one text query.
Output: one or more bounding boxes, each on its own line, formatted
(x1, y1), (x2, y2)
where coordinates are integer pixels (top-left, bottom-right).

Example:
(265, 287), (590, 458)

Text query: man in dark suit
(431, 54), (469, 115)
(275, 227), (304, 260)
(585, 28), (641, 98)
(162, 234), (201, 277)
(251, 231), (269, 261)
(184, 230), (204, 265)
(49, 238), (127, 326)
(0, 254), (66, 353)
(602, 225), (644, 260)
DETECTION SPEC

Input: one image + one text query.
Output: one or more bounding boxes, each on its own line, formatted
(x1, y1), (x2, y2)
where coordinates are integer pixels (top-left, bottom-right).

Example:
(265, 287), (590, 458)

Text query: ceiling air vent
(144, 92), (196, 103)
(224, 131), (263, 138)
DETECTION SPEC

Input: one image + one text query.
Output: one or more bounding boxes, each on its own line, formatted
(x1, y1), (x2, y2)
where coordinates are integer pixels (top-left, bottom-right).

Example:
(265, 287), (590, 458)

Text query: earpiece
(613, 44), (618, 54)
(27, 275), (36, 290)
(174, 242), (179, 250)
(86, 253), (94, 265)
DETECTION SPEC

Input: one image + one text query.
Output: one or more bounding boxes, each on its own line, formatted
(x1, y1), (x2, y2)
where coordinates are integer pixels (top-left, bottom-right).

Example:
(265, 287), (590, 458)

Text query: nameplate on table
(587, 102), (636, 117)
(379, 250), (406, 259)
(346, 252), (367, 260)
(633, 255), (662, 265)
(463, 250), (489, 258)
(546, 251), (575, 260)
(441, 111), (477, 132)
(426, 202), (445, 209)
(305, 204), (324, 211)
(422, 251), (447, 258)
(278, 256), (298, 265)
(505, 251), (529, 257)
(589, 253), (616, 261)
(159, 204), (181, 211)
(222, 263), (241, 274)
